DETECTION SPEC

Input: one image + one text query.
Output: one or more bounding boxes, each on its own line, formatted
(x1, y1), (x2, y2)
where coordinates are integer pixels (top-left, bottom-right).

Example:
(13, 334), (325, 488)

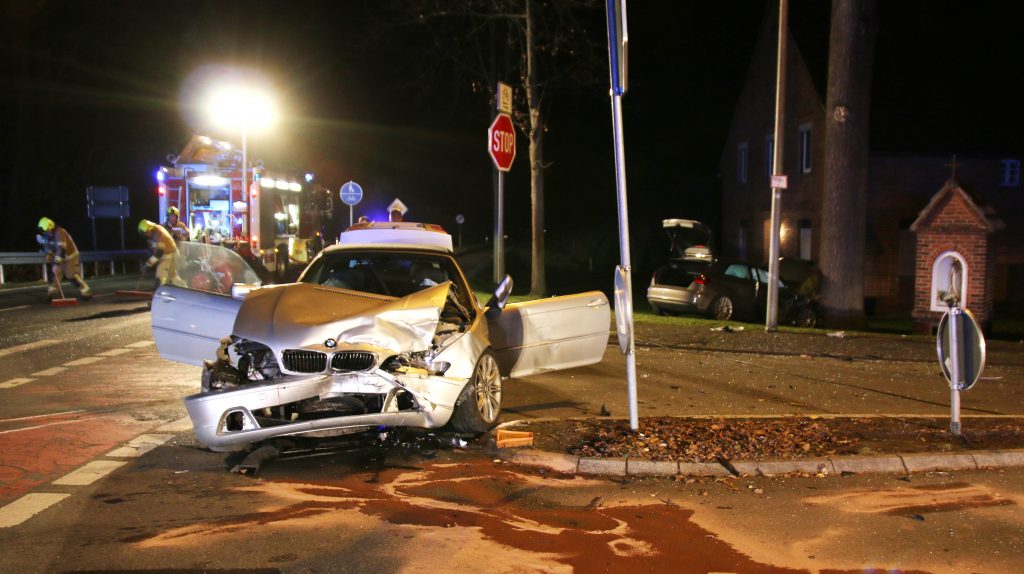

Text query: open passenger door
(487, 291), (611, 379)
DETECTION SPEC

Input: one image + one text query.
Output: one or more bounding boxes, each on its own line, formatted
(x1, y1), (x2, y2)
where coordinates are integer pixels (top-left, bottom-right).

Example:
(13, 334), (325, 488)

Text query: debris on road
(496, 429), (534, 448)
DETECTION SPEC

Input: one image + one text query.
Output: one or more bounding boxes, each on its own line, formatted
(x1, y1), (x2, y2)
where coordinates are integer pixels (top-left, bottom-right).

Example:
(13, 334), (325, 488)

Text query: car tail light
(693, 274), (707, 286)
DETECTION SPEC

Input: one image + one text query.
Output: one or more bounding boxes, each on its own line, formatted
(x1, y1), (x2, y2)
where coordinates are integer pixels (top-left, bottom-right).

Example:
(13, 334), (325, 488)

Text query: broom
(50, 277), (78, 307)
(115, 263), (155, 298)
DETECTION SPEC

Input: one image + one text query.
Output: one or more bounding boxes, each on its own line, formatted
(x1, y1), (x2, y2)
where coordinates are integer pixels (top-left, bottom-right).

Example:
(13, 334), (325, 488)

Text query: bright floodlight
(206, 87), (278, 133)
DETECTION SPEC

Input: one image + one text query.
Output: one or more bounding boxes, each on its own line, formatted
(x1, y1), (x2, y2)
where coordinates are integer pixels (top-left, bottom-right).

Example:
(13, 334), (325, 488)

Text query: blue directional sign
(339, 181), (363, 206)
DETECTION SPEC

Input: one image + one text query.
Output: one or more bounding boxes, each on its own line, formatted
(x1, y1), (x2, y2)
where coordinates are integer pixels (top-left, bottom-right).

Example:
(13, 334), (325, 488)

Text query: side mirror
(485, 275), (513, 311)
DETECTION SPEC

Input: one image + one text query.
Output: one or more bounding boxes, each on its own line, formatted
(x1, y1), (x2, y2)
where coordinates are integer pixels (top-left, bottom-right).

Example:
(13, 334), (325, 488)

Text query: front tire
(448, 351), (502, 433)
(710, 295), (734, 321)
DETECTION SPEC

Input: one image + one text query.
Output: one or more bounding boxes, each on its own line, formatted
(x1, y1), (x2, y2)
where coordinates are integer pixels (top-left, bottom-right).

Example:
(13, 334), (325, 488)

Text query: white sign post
(488, 111), (515, 283)
(606, 0), (638, 431)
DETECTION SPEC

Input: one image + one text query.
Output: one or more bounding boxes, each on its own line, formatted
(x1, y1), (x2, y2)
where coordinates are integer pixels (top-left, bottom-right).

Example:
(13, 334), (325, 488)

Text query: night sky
(2, 1), (1021, 285)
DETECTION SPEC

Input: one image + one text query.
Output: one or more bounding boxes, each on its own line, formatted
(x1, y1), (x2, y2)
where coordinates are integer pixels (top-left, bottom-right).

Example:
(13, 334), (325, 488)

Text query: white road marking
(53, 460), (126, 486)
(96, 348), (132, 357)
(125, 340), (154, 348)
(0, 305), (30, 313)
(0, 410), (84, 424)
(0, 416), (102, 436)
(31, 367), (66, 377)
(106, 433), (175, 458)
(156, 416), (193, 433)
(0, 378), (34, 389)
(0, 339), (61, 358)
(63, 356), (106, 367)
(0, 493), (70, 528)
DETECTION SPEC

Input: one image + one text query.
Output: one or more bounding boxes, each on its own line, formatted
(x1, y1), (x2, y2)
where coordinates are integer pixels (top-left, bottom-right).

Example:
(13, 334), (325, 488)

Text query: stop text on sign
(487, 113), (516, 172)
(492, 131), (514, 154)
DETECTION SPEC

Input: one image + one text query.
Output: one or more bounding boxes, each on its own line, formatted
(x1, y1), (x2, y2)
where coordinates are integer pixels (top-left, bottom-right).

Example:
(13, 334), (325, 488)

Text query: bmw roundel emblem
(325, 338), (337, 348)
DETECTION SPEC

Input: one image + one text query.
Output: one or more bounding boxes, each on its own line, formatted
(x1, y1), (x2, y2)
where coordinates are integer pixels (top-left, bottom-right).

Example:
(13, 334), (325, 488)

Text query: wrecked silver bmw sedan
(151, 222), (610, 452)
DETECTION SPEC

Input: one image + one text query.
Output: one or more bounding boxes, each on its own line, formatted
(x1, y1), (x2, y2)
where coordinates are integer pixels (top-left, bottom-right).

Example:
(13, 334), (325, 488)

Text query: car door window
(724, 264), (752, 281)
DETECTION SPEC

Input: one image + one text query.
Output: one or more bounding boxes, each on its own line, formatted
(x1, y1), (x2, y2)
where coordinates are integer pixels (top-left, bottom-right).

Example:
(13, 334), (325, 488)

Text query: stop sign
(488, 113), (516, 172)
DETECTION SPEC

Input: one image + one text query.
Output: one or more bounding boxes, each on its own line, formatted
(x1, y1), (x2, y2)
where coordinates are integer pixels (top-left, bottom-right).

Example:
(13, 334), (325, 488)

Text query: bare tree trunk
(820, 0), (878, 329)
(525, 0), (546, 296)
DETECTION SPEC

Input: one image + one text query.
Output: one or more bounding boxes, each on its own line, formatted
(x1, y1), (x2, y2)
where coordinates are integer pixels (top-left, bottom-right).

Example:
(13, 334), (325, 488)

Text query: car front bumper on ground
(184, 369), (464, 452)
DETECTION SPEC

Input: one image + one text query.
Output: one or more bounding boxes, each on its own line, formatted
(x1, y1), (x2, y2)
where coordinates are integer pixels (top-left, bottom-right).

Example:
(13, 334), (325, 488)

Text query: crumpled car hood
(233, 282), (452, 353)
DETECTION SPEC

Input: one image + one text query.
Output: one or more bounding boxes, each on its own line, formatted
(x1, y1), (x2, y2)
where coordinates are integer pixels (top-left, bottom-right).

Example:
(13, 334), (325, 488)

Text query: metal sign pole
(949, 304), (963, 436)
(349, 205), (353, 227)
(607, 0), (637, 431)
(766, 0), (789, 332)
(495, 170), (505, 281)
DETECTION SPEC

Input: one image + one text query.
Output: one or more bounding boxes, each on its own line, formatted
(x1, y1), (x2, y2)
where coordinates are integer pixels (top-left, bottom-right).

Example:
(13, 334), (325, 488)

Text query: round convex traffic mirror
(936, 307), (986, 390)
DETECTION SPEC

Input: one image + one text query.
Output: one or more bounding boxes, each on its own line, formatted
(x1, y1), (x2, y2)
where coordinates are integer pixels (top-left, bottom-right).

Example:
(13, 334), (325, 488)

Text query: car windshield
(301, 250), (464, 300)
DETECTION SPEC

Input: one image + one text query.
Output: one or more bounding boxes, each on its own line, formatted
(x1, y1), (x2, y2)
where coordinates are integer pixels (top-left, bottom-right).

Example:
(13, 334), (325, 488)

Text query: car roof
(333, 221), (453, 253)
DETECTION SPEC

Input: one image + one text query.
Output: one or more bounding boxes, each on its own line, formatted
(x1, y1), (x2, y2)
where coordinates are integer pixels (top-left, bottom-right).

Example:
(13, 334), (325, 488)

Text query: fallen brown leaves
(518, 416), (1024, 463)
(568, 417), (856, 462)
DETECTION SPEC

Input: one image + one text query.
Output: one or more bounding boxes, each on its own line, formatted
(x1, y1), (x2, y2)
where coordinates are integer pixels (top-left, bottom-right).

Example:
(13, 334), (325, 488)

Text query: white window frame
(737, 142), (748, 184)
(799, 123), (812, 174)
(798, 220), (812, 260)
(1000, 159), (1020, 187)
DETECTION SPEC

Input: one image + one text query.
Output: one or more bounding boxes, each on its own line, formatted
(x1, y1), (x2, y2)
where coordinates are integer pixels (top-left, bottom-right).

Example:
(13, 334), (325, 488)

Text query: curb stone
(578, 457), (627, 477)
(756, 458), (833, 477)
(502, 448), (1024, 478)
(900, 452), (978, 473)
(628, 459), (679, 476)
(973, 449), (1024, 469)
(830, 454), (905, 475)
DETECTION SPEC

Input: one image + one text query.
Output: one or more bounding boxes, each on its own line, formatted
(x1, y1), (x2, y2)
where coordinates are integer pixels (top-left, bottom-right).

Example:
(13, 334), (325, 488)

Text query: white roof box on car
(338, 222), (453, 253)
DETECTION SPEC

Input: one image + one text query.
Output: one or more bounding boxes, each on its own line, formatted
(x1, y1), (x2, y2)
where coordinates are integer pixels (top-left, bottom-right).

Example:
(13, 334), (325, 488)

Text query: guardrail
(0, 250), (148, 285)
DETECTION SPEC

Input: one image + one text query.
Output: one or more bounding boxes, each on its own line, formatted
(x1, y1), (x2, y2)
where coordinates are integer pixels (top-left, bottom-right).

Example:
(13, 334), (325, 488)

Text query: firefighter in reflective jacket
(138, 219), (184, 287)
(37, 217), (92, 299)
(163, 206), (190, 241)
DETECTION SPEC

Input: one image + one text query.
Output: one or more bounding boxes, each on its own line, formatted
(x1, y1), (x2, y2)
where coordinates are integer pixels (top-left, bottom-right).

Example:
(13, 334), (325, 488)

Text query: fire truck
(156, 134), (331, 279)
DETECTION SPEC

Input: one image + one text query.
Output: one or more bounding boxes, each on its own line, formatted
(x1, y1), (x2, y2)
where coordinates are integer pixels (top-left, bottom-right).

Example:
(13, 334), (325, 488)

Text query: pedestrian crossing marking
(30, 367), (66, 377)
(0, 378), (34, 389)
(107, 434), (175, 458)
(125, 340), (155, 348)
(96, 348), (132, 357)
(53, 460), (126, 486)
(63, 356), (106, 367)
(0, 493), (70, 528)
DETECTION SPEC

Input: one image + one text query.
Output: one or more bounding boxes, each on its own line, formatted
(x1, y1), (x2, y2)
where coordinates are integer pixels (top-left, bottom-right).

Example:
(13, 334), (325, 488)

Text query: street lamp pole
(242, 127), (249, 243)
(766, 0), (789, 332)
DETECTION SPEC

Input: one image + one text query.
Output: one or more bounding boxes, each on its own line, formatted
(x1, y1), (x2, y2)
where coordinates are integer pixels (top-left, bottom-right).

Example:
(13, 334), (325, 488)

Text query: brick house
(719, 11), (1023, 312)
